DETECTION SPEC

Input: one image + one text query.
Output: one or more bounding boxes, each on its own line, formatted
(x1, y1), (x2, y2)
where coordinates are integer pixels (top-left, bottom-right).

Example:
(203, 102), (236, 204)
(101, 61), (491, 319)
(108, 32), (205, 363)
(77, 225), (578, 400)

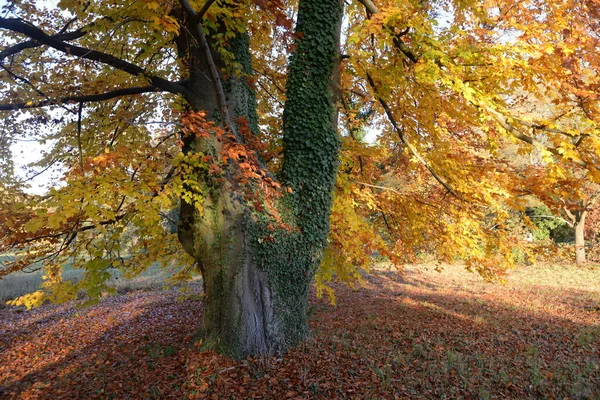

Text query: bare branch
(528, 214), (574, 227)
(0, 82), (186, 111)
(0, 17), (186, 95)
(356, 0), (379, 14)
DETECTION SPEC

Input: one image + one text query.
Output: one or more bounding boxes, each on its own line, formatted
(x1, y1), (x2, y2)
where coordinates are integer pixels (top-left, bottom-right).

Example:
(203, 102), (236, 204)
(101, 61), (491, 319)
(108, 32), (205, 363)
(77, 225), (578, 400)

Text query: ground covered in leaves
(1, 264), (599, 399)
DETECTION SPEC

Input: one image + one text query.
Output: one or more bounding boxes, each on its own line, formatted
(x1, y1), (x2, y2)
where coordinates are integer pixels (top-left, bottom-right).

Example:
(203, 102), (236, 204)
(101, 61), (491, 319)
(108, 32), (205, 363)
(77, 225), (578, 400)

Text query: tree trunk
(176, 0), (344, 358)
(574, 210), (587, 265)
(182, 192), (283, 356)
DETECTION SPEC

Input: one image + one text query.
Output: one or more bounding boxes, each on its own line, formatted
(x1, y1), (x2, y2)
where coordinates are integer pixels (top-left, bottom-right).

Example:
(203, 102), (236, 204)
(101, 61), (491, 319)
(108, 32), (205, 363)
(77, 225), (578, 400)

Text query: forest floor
(0, 263), (599, 399)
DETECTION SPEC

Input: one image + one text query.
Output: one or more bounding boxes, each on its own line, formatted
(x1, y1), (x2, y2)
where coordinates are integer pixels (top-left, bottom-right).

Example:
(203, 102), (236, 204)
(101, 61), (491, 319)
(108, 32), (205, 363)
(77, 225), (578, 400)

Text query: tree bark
(574, 210), (587, 265)
(176, 0), (344, 358)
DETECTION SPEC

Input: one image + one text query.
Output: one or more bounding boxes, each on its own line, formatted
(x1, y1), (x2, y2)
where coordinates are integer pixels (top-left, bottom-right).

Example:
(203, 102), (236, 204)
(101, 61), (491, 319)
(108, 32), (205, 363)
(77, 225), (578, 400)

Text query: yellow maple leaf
(144, 1), (160, 10)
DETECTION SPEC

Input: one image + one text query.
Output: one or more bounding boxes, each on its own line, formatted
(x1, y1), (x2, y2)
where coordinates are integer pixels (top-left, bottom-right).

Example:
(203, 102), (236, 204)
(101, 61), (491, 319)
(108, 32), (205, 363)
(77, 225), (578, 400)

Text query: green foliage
(526, 206), (571, 243)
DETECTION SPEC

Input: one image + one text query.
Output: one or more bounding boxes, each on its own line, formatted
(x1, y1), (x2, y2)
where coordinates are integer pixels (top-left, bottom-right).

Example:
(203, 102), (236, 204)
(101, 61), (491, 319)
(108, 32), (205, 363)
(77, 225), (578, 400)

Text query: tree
(1, 0), (599, 358)
(330, 0), (600, 272)
(531, 183), (600, 265)
(0, 0), (343, 357)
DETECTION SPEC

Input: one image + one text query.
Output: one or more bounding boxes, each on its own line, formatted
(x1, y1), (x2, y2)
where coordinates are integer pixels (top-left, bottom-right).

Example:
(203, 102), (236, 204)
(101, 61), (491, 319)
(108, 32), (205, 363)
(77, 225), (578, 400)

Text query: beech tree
(1, 0), (344, 357)
(1, 0), (599, 358)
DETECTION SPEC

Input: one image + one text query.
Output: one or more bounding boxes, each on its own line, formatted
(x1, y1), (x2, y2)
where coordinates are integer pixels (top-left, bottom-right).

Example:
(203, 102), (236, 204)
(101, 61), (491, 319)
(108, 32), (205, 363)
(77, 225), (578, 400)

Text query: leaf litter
(0, 264), (598, 399)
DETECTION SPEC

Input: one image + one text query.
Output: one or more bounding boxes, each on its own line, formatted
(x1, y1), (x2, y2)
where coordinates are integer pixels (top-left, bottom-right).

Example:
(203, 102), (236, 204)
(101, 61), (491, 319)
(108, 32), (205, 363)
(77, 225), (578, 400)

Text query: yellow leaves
(540, 149), (555, 164)
(151, 15), (180, 34)
(556, 142), (582, 164)
(144, 1), (160, 10)
(2, 123), (188, 305)
(346, 33), (361, 46)
(23, 217), (45, 233)
(561, 45), (575, 57)
(546, 163), (566, 181)
(7, 290), (45, 310)
(414, 60), (442, 85)
(586, 168), (600, 183)
(460, 84), (478, 104)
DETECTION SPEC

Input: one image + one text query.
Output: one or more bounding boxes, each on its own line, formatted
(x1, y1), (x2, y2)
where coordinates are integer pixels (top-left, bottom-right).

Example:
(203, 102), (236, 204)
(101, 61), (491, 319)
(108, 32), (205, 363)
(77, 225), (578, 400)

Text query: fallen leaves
(0, 264), (599, 399)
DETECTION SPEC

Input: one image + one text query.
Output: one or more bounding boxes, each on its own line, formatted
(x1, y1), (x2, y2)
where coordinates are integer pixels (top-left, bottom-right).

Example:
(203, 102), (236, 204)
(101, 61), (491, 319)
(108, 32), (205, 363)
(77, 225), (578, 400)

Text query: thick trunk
(177, 0), (343, 358)
(575, 210), (587, 265)
(177, 33), (281, 357)
(188, 192), (281, 356)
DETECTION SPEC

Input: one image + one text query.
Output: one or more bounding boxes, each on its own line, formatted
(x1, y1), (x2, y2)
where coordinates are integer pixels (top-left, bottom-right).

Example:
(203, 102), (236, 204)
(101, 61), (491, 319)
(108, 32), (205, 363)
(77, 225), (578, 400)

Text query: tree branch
(0, 82), (185, 111)
(198, 0), (219, 20)
(356, 0), (418, 63)
(77, 101), (84, 169)
(528, 214), (574, 227)
(177, 0), (237, 136)
(480, 104), (587, 167)
(0, 17), (186, 95)
(254, 68), (286, 95)
(356, 0), (379, 14)
(366, 72), (463, 200)
(0, 25), (88, 61)
(1, 64), (47, 98)
(1, 64), (76, 114)
(509, 114), (587, 139)
(391, 35), (418, 63)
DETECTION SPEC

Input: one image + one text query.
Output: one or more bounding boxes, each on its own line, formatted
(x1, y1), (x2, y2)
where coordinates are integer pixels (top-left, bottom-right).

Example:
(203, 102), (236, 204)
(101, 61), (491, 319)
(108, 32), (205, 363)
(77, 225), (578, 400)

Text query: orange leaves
(179, 111), (290, 225)
(252, 0), (293, 30)
(181, 111), (212, 140)
(0, 288), (204, 398)
(3, 266), (598, 398)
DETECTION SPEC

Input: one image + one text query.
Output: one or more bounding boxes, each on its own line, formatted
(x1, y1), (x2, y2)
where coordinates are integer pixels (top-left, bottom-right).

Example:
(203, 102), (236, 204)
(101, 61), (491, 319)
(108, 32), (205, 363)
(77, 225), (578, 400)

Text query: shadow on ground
(0, 268), (598, 399)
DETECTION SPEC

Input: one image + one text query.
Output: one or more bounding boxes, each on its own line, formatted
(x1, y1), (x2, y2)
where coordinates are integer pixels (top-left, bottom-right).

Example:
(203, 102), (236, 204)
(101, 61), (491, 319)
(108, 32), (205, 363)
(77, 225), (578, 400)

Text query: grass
(0, 255), (190, 303)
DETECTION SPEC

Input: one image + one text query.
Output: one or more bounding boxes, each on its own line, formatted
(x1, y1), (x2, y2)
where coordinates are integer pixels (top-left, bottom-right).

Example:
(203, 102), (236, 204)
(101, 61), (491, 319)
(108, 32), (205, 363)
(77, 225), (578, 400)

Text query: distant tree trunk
(176, 0), (343, 358)
(574, 210), (587, 265)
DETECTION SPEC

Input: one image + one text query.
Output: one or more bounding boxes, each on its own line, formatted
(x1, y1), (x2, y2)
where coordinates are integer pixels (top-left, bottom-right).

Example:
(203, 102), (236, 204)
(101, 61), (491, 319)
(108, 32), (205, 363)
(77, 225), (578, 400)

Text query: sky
(1, 0), (58, 194)
(12, 139), (57, 195)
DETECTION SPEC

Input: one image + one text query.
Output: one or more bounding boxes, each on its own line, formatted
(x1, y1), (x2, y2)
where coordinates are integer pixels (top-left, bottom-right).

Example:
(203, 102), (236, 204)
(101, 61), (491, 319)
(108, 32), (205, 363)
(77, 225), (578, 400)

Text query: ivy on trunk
(177, 0), (343, 358)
